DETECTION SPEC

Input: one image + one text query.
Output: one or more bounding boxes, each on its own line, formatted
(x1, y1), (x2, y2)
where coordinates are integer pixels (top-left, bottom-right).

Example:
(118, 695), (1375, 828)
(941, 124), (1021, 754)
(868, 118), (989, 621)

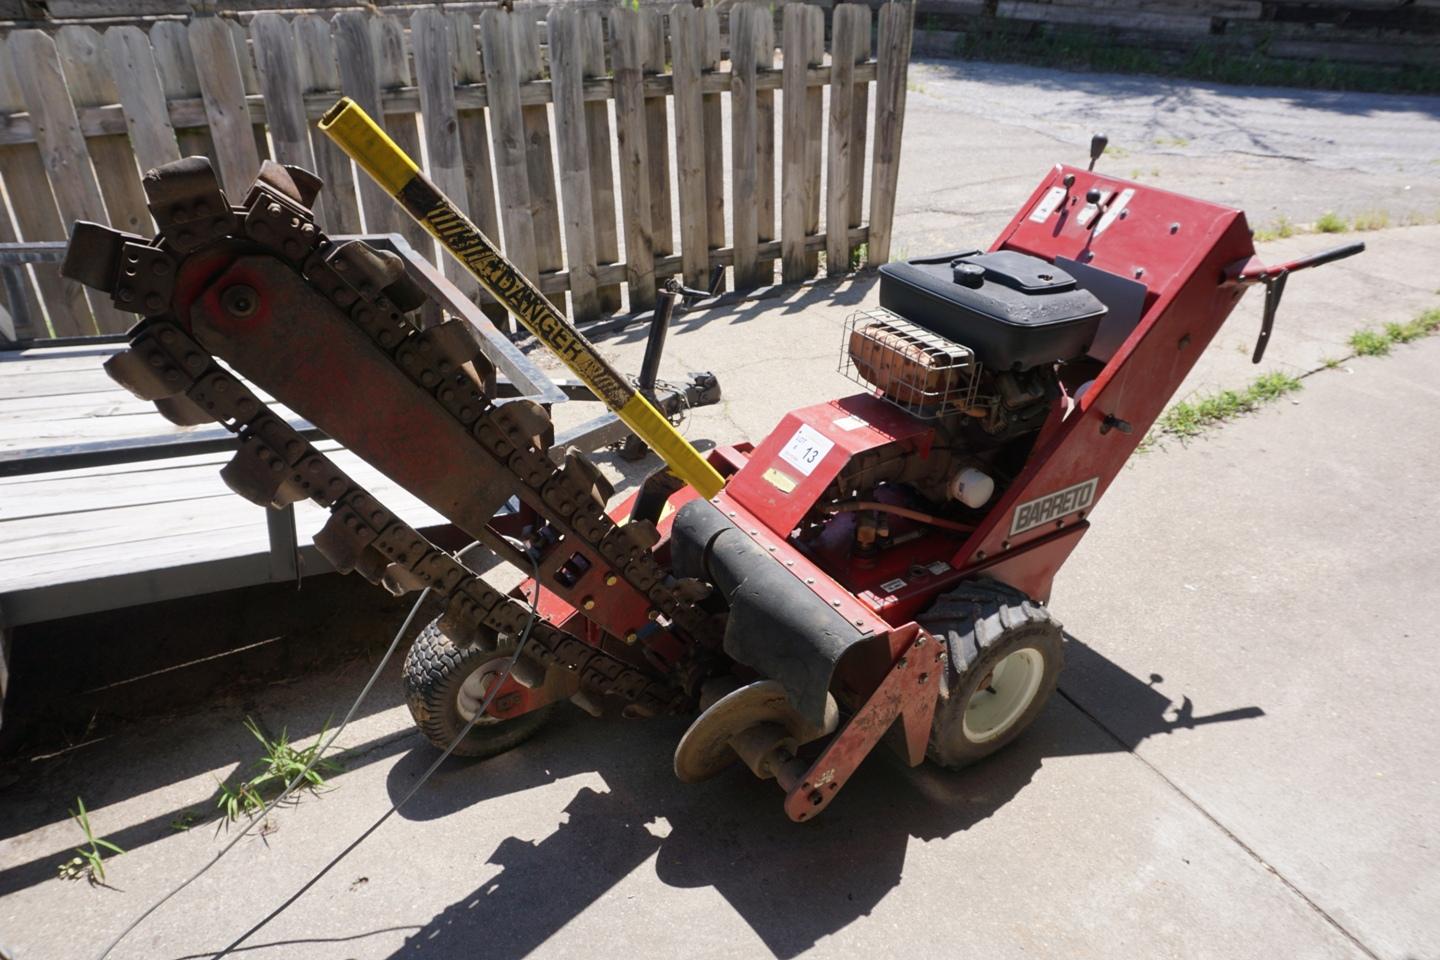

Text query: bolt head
(220, 284), (259, 318)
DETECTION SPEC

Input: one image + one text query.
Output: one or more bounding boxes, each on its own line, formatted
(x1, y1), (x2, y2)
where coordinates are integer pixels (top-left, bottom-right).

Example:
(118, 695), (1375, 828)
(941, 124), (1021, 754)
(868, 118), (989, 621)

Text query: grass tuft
(214, 717), (340, 823)
(1314, 211), (1349, 234)
(1352, 210), (1390, 231)
(1150, 371), (1302, 441)
(57, 797), (124, 885)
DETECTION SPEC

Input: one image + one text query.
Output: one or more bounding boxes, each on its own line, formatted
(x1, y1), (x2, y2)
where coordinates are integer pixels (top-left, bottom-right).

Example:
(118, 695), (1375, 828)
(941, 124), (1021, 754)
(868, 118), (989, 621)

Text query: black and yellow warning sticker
(320, 97), (724, 498)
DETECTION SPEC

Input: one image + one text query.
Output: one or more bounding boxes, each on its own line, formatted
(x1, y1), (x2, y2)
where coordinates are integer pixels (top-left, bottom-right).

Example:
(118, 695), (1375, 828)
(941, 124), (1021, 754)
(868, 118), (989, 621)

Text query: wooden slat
(640, 8), (673, 260)
(729, 2), (761, 290)
(0, 37), (88, 337)
(445, 11), (507, 325)
(847, 7), (872, 249)
(293, 14), (362, 235)
(547, 6), (600, 322)
(227, 18), (272, 168)
(371, 14), (432, 257)
(102, 26), (182, 174)
(149, 20), (217, 166)
(333, 10), (402, 237)
(250, 14), (325, 224)
(412, 8), (479, 299)
(825, 5), (865, 277)
(187, 17), (261, 199)
(781, 3), (823, 283)
(609, 8), (656, 312)
(447, 11), (502, 249)
(479, 8), (541, 297)
(868, 0), (913, 266)
(670, 3), (709, 290)
(803, 10), (825, 277)
(54, 27), (153, 239)
(512, 14), (566, 312)
(755, 12), (777, 284)
(701, 8), (725, 282)
(582, 10), (622, 314)
(8, 30), (123, 334)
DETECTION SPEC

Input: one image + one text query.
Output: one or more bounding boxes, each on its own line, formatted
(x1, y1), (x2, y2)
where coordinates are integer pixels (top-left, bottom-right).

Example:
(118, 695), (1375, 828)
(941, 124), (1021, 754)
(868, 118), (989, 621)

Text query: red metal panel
(725, 393), (933, 537)
(950, 166), (1256, 572)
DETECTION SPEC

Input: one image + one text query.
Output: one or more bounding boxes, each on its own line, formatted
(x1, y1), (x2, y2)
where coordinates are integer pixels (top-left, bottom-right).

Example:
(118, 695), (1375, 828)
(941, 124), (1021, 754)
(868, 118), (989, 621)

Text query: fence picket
(293, 14), (361, 235)
(479, 8), (540, 295)
(781, 3), (820, 283)
(54, 26), (152, 237)
(102, 26), (182, 174)
(848, 8), (872, 244)
(187, 17), (260, 200)
(825, 6), (865, 276)
(410, 9), (473, 298)
(0, 37), (90, 337)
(702, 8), (725, 280)
(334, 10), (402, 238)
(548, 6), (600, 321)
(804, 8), (825, 277)
(9, 30), (123, 332)
(447, 12), (501, 249)
(371, 14), (432, 256)
(640, 9), (673, 261)
(609, 8), (655, 312)
(670, 4), (708, 290)
(755, 12), (776, 284)
(149, 21), (215, 168)
(513, 15), (565, 311)
(250, 14), (324, 224)
(226, 19), (271, 166)
(582, 10), (622, 314)
(730, 2), (760, 290)
(869, 1), (913, 266)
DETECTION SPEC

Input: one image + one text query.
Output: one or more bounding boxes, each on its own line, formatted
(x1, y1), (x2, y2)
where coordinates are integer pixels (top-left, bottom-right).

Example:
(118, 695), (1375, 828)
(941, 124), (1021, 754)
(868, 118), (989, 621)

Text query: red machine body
(503, 165), (1278, 818)
(74, 156), (1358, 821)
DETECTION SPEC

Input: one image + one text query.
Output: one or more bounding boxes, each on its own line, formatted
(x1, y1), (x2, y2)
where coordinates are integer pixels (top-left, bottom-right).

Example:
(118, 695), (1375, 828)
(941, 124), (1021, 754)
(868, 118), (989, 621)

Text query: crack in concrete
(1055, 686), (1382, 960)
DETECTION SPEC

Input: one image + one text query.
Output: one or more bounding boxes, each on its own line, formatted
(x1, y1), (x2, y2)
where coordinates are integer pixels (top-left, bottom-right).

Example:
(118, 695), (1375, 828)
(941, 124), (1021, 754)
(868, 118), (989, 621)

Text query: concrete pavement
(4, 59), (1440, 960)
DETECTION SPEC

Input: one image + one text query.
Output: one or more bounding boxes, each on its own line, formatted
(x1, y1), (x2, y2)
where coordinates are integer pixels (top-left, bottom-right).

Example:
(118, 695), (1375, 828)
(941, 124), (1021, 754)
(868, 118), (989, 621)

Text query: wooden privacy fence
(0, 2), (914, 340)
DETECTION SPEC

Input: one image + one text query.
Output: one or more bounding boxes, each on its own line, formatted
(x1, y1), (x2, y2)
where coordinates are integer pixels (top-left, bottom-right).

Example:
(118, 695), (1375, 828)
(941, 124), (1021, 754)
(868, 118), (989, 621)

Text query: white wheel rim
(962, 647), (1045, 744)
(456, 660), (507, 725)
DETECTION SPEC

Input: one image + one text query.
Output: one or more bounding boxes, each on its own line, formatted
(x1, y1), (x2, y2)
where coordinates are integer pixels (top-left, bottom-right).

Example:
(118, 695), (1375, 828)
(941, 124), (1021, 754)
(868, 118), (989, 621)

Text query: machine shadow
(381, 632), (1266, 960)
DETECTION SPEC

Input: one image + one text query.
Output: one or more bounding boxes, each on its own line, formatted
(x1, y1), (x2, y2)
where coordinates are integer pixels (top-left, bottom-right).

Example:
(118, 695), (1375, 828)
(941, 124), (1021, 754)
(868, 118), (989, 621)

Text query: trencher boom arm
(318, 97), (724, 499)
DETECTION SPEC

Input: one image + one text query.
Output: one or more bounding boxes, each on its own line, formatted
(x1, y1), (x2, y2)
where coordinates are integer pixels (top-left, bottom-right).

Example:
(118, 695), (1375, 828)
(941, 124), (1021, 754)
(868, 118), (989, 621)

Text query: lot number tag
(779, 425), (834, 476)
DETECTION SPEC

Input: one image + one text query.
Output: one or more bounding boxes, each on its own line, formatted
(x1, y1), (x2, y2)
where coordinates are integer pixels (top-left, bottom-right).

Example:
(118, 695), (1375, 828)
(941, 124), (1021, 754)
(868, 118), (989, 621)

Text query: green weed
(1348, 328), (1392, 356)
(850, 242), (868, 271)
(1315, 211), (1349, 234)
(57, 797), (124, 885)
(214, 717), (340, 823)
(1151, 371), (1302, 440)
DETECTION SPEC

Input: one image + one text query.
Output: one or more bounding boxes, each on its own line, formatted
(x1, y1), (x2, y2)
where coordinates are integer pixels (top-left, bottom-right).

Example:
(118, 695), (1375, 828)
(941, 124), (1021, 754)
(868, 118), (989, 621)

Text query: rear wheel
(920, 580), (1063, 770)
(402, 620), (557, 758)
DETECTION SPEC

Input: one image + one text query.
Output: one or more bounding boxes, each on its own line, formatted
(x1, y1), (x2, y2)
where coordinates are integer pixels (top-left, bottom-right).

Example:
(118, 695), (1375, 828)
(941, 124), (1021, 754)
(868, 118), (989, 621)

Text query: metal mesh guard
(839, 308), (982, 419)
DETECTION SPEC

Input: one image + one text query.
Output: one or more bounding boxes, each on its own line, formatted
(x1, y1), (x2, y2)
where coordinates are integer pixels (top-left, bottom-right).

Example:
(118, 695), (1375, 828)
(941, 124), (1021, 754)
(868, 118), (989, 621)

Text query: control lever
(1087, 133), (1108, 171)
(1230, 240), (1365, 363)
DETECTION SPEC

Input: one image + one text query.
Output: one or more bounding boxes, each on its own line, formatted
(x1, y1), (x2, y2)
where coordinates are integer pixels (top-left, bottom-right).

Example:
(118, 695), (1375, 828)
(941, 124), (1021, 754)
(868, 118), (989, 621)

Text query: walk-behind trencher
(63, 104), (1360, 822)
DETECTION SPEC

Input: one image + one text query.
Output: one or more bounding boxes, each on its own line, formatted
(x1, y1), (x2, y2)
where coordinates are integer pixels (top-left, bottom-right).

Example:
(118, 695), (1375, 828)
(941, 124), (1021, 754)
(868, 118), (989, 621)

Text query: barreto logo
(1009, 477), (1098, 536)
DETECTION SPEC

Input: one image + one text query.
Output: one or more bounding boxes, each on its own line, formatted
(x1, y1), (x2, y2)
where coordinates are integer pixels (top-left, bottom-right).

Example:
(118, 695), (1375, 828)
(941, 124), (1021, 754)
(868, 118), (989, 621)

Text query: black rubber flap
(671, 498), (870, 728)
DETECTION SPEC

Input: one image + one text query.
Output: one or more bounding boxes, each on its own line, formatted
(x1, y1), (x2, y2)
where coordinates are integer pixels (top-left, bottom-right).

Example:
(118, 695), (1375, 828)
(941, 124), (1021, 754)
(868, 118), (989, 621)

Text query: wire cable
(212, 556), (542, 958)
(95, 586), (434, 960)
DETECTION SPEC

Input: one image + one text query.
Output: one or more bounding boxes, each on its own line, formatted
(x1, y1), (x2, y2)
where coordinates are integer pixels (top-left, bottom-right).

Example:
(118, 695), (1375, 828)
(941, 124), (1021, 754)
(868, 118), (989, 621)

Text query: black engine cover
(878, 250), (1107, 371)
